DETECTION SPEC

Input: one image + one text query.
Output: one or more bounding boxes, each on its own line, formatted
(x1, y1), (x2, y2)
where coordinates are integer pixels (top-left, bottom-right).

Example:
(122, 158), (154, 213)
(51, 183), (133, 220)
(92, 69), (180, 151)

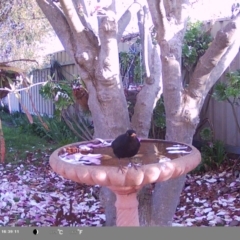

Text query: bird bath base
(49, 139), (201, 226)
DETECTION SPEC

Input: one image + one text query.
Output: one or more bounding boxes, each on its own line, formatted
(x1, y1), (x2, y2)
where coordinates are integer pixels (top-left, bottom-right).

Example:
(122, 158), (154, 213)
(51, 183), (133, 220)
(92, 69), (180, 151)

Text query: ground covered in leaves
(173, 158), (240, 227)
(0, 149), (239, 227)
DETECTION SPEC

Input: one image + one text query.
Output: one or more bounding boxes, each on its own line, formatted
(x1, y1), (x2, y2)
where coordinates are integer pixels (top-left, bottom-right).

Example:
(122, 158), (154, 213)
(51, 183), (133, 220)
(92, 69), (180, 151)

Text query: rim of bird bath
(49, 138), (201, 226)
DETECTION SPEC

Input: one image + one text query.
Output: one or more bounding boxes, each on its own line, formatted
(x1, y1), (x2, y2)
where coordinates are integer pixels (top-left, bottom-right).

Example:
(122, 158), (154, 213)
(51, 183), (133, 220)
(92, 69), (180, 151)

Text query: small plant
(19, 114), (79, 144)
(39, 71), (93, 141)
(213, 69), (240, 132)
(1, 111), (79, 146)
(149, 96), (166, 139)
(39, 78), (74, 117)
(182, 21), (212, 70)
(195, 127), (227, 172)
(199, 127), (213, 141)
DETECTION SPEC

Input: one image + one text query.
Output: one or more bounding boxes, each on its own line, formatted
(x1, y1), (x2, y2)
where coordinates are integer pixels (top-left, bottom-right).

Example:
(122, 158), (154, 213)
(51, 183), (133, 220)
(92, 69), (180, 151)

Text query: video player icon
(33, 229), (39, 235)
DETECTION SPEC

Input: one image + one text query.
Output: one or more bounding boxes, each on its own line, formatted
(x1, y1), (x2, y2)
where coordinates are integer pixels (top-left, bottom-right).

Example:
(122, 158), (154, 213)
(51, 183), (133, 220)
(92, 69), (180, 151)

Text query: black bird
(111, 129), (141, 173)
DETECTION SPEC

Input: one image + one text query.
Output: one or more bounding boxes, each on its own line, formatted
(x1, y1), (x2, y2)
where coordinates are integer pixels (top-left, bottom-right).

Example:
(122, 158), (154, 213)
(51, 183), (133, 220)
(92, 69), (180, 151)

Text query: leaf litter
(0, 149), (239, 227)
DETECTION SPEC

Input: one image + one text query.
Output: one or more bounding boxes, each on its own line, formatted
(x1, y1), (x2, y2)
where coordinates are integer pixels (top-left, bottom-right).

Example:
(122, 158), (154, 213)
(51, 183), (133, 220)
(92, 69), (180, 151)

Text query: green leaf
(182, 20), (212, 71)
(212, 82), (228, 101)
(200, 127), (213, 141)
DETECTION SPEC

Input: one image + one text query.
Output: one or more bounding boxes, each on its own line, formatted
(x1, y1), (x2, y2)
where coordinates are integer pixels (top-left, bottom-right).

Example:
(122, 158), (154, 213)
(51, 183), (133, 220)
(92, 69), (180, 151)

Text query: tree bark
(89, 6), (130, 138)
(117, 2), (142, 43)
(131, 3), (162, 137)
(100, 2), (163, 226)
(145, 0), (188, 226)
(37, 0), (130, 139)
(187, 19), (240, 110)
(37, 0), (131, 227)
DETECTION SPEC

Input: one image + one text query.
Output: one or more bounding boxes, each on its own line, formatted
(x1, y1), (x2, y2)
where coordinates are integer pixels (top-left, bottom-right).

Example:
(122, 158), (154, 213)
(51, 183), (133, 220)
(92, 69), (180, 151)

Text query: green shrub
(39, 116), (79, 145)
(182, 21), (212, 72)
(149, 96), (166, 139)
(1, 112), (79, 145)
(213, 69), (240, 133)
(195, 127), (227, 172)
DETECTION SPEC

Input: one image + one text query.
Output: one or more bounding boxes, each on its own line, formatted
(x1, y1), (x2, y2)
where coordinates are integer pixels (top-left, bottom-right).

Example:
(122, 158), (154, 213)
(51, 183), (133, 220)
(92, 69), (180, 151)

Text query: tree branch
(147, 0), (169, 41)
(162, 52), (182, 116)
(137, 3), (155, 84)
(36, 0), (75, 56)
(187, 18), (240, 100)
(1, 59), (38, 65)
(37, 0), (99, 81)
(208, 35), (240, 92)
(117, 1), (142, 43)
(148, 0), (188, 43)
(131, 44), (162, 138)
(18, 17), (47, 21)
(175, 0), (189, 24)
(0, 81), (46, 93)
(74, 0), (90, 17)
(59, 0), (98, 46)
(73, 0), (99, 39)
(95, 10), (119, 82)
(162, 0), (188, 23)
(59, 0), (84, 33)
(131, 2), (163, 137)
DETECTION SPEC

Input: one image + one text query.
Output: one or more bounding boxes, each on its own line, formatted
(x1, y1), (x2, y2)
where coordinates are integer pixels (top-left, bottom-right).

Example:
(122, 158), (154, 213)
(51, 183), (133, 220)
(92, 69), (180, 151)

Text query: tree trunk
(146, 0), (240, 226)
(37, 0), (130, 139)
(37, 0), (130, 226)
(100, 2), (163, 226)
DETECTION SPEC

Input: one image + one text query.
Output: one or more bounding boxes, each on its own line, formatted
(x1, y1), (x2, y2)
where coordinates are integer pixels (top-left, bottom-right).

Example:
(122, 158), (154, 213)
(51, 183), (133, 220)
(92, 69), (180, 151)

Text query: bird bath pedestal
(49, 139), (201, 226)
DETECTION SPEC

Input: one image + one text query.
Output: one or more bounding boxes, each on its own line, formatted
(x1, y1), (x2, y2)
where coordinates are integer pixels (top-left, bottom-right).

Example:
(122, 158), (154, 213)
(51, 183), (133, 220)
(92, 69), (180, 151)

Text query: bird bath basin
(49, 139), (201, 226)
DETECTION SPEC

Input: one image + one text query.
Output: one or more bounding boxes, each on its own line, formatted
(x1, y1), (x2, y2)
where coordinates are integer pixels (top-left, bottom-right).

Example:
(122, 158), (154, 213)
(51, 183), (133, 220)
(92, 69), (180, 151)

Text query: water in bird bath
(59, 139), (192, 168)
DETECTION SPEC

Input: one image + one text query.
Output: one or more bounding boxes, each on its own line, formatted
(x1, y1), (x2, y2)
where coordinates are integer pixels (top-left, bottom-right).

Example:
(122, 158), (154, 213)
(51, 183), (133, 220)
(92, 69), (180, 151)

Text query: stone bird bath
(49, 139), (201, 226)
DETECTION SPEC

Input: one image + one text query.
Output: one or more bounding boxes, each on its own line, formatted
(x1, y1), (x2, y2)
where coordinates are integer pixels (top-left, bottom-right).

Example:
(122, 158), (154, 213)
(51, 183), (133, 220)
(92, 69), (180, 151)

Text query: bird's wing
(111, 135), (128, 148)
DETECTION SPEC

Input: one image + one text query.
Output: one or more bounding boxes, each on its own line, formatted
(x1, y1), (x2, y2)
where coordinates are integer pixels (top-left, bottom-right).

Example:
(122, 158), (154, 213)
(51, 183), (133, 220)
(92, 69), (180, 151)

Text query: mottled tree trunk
(37, 0), (130, 139)
(99, 1), (163, 226)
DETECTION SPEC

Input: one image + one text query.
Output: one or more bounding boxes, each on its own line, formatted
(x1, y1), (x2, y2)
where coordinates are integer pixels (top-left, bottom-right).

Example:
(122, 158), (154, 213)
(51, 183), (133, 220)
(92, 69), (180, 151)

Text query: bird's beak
(131, 133), (136, 137)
